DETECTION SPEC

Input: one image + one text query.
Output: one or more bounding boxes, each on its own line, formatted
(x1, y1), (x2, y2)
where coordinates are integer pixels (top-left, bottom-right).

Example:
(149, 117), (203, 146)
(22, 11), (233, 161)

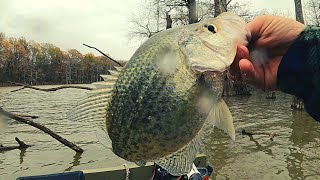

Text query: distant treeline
(0, 32), (126, 86)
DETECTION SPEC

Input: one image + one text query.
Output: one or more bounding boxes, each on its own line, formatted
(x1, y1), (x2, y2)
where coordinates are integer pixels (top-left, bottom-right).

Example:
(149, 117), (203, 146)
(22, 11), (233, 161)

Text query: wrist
(277, 26), (320, 121)
(277, 26), (310, 95)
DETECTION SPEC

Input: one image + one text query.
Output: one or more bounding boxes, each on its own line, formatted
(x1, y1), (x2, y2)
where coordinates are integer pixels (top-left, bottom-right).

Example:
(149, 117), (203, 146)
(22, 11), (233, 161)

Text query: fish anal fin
(207, 98), (235, 140)
(155, 134), (202, 176)
(154, 98), (235, 176)
(96, 128), (113, 150)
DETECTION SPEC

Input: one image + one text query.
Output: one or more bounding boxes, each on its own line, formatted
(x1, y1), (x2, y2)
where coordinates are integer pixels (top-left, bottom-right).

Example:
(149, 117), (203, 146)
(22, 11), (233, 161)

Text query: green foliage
(0, 33), (120, 85)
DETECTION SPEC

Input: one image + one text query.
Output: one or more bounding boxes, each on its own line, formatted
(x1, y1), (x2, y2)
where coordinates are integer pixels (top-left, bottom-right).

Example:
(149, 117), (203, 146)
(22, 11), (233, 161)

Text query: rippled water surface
(0, 85), (320, 180)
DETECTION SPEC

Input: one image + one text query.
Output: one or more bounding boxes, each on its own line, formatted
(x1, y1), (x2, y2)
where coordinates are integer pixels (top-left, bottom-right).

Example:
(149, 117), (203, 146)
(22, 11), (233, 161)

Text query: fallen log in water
(0, 137), (32, 152)
(14, 113), (39, 119)
(241, 129), (277, 141)
(8, 81), (93, 92)
(0, 107), (83, 153)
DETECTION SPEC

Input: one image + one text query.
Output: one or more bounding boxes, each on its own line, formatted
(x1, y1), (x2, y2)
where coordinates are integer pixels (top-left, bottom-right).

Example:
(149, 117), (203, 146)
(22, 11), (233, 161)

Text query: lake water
(0, 85), (319, 180)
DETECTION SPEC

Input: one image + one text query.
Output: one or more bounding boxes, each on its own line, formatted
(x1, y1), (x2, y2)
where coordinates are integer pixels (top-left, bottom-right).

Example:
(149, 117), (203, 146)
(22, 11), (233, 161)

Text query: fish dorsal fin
(92, 67), (122, 89)
(207, 98), (235, 140)
(114, 66), (123, 71)
(108, 70), (121, 76)
(67, 67), (122, 144)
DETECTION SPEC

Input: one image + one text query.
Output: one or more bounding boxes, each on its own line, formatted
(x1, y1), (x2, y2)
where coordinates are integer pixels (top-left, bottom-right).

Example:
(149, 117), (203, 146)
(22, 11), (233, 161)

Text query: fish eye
(207, 25), (216, 33)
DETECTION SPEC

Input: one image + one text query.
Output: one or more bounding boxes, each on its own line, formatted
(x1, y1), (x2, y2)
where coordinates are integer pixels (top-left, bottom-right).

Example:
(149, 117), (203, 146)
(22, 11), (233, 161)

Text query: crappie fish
(68, 12), (249, 175)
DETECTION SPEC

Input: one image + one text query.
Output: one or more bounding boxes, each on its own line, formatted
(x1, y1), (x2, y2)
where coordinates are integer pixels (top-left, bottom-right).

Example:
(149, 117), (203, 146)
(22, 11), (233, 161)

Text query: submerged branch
(8, 81), (93, 92)
(82, 43), (123, 67)
(0, 137), (32, 152)
(241, 129), (277, 141)
(0, 107), (83, 153)
(14, 114), (39, 119)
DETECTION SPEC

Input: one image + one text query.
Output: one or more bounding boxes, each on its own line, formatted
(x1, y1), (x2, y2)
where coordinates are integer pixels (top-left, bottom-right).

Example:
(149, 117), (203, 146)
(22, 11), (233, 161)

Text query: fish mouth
(192, 64), (226, 78)
(202, 70), (225, 76)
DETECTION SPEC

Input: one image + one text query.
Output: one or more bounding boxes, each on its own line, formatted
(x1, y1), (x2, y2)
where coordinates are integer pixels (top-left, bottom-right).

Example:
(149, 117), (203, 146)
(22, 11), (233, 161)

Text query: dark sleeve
(277, 26), (320, 121)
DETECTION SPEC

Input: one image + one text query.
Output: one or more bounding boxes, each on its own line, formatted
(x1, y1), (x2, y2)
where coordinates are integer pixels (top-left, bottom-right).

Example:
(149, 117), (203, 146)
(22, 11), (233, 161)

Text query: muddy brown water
(0, 85), (319, 180)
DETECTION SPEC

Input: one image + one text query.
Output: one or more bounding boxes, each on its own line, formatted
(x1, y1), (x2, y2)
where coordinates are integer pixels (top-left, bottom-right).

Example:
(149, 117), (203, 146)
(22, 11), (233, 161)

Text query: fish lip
(192, 65), (226, 75)
(202, 70), (224, 76)
(202, 71), (226, 82)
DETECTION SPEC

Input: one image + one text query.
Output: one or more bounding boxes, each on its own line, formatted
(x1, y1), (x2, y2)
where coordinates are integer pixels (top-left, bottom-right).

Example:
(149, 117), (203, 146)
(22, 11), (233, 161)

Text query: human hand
(229, 16), (305, 91)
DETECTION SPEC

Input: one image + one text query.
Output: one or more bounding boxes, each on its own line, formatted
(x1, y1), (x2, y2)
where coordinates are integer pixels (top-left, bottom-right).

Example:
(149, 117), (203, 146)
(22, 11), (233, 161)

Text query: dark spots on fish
(153, 123), (163, 132)
(159, 142), (166, 147)
(142, 136), (149, 143)
(107, 54), (210, 161)
(130, 149), (138, 155)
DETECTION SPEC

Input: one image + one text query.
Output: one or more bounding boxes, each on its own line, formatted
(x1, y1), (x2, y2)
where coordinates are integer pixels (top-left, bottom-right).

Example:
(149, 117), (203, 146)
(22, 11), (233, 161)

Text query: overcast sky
(1, 0), (296, 61)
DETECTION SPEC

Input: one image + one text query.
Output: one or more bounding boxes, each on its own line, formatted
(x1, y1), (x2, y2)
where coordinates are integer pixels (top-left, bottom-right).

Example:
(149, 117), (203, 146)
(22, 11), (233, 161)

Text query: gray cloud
(1, 0), (141, 60)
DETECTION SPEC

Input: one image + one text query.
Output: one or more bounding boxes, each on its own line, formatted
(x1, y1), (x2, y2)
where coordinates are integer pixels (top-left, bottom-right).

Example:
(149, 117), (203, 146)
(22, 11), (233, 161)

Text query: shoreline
(0, 82), (92, 87)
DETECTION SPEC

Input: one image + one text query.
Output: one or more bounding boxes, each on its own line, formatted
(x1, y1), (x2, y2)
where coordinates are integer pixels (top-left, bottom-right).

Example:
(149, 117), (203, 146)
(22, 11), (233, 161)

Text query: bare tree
(166, 13), (173, 29)
(292, 0), (305, 110)
(128, 0), (173, 41)
(186, 0), (198, 23)
(294, 0), (305, 23)
(214, 0), (228, 17)
(228, 0), (253, 22)
(129, 0), (254, 41)
(305, 0), (320, 26)
(130, 0), (233, 40)
(129, 13), (161, 39)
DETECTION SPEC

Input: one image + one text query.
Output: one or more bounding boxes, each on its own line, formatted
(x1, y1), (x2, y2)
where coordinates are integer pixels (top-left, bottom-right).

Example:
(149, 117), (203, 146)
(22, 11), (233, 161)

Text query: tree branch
(0, 137), (32, 152)
(14, 113), (39, 119)
(8, 81), (93, 92)
(82, 44), (123, 67)
(241, 129), (277, 141)
(0, 107), (84, 153)
(221, 0), (229, 12)
(165, 3), (186, 7)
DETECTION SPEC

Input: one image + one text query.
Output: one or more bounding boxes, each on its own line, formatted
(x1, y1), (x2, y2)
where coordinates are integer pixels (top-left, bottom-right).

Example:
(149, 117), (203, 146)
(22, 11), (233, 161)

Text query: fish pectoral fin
(207, 99), (235, 140)
(96, 128), (112, 149)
